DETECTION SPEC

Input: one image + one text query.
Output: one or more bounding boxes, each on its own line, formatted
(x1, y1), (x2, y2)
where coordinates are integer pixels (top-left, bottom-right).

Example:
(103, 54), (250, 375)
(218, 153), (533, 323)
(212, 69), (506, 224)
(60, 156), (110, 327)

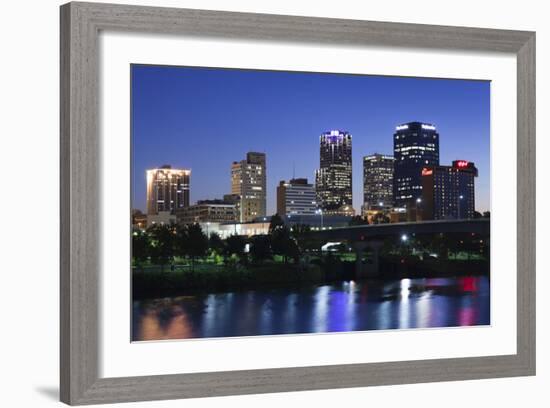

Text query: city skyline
(132, 64), (490, 215)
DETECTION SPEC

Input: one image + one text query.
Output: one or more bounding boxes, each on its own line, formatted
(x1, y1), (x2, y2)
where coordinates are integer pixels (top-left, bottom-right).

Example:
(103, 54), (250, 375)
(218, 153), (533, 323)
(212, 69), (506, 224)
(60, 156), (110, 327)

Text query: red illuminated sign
(421, 168), (433, 176)
(455, 160), (469, 168)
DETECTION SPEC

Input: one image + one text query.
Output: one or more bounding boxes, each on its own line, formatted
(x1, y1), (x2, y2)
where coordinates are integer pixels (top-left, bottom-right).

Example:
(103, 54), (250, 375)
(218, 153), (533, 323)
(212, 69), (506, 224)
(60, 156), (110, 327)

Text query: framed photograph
(60, 2), (535, 405)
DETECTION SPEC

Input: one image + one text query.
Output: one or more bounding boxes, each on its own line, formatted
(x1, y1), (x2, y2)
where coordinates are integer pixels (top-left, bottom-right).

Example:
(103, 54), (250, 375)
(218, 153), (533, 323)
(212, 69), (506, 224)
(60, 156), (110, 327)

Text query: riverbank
(132, 257), (489, 299)
(133, 263), (324, 299)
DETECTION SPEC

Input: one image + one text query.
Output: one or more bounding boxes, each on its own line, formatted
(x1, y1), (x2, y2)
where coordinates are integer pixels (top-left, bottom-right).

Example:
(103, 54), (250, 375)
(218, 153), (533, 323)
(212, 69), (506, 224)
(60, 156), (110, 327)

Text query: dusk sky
(131, 64), (490, 215)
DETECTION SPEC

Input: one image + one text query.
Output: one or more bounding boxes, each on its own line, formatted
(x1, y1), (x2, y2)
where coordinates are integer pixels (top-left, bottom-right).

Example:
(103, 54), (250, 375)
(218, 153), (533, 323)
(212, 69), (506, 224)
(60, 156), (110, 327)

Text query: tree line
(132, 214), (320, 272)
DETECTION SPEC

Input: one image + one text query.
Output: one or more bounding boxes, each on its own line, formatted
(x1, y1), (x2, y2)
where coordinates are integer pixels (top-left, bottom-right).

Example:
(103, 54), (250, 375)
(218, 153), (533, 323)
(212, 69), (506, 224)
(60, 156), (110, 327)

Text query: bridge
(309, 219), (490, 278)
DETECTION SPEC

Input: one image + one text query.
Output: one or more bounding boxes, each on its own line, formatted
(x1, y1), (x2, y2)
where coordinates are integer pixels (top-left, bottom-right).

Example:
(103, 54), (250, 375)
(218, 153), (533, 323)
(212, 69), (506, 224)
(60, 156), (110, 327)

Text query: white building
(200, 221), (270, 239)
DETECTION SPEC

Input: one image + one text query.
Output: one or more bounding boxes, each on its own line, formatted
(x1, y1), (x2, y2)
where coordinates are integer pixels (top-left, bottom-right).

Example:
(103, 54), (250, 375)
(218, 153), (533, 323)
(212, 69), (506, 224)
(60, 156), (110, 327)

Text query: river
(132, 276), (489, 341)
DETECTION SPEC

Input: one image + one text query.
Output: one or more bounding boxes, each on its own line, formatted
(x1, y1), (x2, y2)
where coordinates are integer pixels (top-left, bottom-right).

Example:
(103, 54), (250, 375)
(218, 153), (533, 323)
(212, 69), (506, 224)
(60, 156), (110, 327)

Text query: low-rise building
(322, 204), (356, 217)
(205, 221), (270, 239)
(132, 209), (147, 229)
(176, 199), (238, 225)
(147, 211), (177, 228)
(253, 214), (353, 230)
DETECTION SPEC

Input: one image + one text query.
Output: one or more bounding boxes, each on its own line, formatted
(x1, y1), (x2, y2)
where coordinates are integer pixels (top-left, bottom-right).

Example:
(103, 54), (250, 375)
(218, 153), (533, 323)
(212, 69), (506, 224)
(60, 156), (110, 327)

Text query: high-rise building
(146, 165), (190, 215)
(393, 122), (439, 207)
(276, 178), (317, 216)
(315, 130), (353, 212)
(421, 160), (478, 220)
(231, 152), (267, 222)
(363, 154), (394, 210)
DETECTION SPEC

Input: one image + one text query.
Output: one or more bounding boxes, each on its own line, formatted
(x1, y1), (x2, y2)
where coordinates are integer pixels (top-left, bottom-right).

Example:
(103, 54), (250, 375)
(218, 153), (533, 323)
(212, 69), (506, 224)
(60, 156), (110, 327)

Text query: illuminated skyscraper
(363, 154), (394, 211)
(231, 152), (267, 222)
(315, 130), (353, 212)
(146, 165), (190, 215)
(393, 122), (439, 207)
(421, 160), (478, 220)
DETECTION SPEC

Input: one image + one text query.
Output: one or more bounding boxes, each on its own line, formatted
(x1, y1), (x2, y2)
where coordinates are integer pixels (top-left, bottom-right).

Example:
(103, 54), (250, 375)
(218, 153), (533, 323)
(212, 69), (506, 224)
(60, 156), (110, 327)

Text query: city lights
(130, 66), (491, 343)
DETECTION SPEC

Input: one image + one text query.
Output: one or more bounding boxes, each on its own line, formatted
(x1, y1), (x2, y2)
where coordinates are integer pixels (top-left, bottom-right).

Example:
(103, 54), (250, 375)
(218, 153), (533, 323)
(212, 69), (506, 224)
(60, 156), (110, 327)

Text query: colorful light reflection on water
(132, 276), (490, 341)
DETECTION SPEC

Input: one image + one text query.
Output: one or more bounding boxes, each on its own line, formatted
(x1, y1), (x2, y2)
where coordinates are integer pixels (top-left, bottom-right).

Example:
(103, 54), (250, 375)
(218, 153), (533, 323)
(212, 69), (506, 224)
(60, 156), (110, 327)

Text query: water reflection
(132, 276), (490, 341)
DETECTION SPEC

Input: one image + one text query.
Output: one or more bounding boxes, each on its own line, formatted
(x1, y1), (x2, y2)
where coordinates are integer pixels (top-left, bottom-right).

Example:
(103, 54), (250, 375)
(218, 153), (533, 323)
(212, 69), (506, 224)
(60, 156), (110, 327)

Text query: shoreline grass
(132, 257), (489, 300)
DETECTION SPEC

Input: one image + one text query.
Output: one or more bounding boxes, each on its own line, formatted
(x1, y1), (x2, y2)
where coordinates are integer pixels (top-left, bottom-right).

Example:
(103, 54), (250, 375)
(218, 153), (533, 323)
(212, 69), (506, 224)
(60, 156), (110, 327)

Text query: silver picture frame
(60, 2), (536, 405)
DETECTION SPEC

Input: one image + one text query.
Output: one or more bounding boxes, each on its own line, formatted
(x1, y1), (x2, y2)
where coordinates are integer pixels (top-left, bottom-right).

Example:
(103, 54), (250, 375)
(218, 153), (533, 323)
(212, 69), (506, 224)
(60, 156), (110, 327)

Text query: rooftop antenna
(292, 162), (295, 180)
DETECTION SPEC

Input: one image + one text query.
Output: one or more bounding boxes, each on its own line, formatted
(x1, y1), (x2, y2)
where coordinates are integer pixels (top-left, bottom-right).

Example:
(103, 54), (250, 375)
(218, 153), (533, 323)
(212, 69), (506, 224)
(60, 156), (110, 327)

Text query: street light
(401, 234), (408, 242)
(316, 209), (324, 229)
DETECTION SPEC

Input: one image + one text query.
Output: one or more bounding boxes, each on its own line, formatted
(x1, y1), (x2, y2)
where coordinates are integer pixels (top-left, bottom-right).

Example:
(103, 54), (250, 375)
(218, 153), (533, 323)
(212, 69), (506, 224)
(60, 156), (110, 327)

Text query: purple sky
(131, 65), (490, 214)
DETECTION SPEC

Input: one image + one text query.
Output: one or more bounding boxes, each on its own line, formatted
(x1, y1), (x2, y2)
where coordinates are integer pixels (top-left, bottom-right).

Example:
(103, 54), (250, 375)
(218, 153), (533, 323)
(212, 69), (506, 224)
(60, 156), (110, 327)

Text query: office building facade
(276, 178), (317, 216)
(176, 199), (238, 225)
(421, 160), (478, 220)
(393, 122), (439, 207)
(231, 152), (267, 222)
(363, 153), (394, 210)
(315, 130), (353, 212)
(146, 165), (190, 215)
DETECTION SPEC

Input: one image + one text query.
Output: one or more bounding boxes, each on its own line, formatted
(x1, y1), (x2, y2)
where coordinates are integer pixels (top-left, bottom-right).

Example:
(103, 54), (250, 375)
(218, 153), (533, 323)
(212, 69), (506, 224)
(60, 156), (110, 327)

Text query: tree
(291, 223), (323, 258)
(459, 232), (479, 260)
(271, 226), (295, 264)
(186, 224), (209, 271)
(269, 213), (285, 233)
(287, 239), (301, 264)
(349, 215), (368, 226)
(208, 232), (225, 256)
(473, 211), (483, 219)
(428, 233), (449, 260)
(225, 235), (247, 263)
(132, 228), (149, 271)
(290, 223), (313, 251)
(148, 224), (175, 272)
(482, 211), (491, 218)
(480, 236), (490, 259)
(250, 235), (272, 264)
(174, 224), (189, 260)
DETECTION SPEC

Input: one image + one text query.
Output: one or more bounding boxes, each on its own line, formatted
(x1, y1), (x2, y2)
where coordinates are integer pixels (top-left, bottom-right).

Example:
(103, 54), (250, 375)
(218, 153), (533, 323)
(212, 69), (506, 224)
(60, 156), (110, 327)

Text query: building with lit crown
(276, 178), (317, 216)
(146, 165), (190, 215)
(315, 130), (353, 213)
(393, 122), (439, 207)
(363, 153), (394, 211)
(231, 152), (267, 222)
(421, 160), (478, 220)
